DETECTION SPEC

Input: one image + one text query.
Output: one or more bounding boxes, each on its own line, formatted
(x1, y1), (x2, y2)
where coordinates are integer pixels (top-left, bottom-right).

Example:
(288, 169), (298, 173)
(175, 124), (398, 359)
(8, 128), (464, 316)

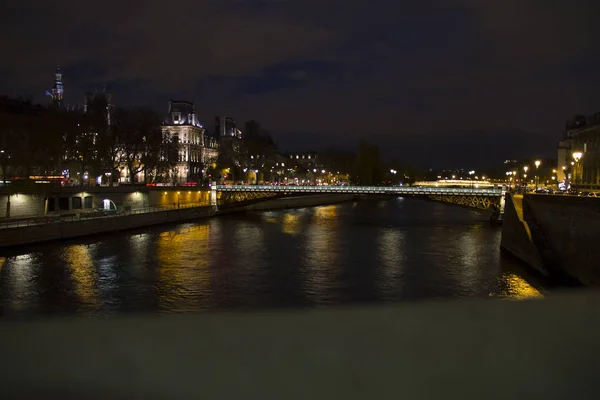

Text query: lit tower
(51, 67), (64, 107)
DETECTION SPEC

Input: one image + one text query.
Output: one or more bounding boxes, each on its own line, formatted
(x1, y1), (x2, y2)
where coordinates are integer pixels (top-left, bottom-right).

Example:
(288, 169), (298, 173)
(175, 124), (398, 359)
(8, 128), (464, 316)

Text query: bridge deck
(215, 185), (504, 196)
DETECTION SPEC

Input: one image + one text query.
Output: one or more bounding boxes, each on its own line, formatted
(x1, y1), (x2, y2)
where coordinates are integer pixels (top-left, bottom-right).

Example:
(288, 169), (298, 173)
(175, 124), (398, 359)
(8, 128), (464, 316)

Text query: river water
(0, 198), (544, 318)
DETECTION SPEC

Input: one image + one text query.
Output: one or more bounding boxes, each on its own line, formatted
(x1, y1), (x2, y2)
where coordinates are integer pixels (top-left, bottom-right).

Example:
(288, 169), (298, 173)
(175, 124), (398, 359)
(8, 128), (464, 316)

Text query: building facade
(51, 68), (64, 108)
(558, 113), (600, 191)
(215, 115), (243, 168)
(162, 101), (219, 184)
(215, 115), (239, 138)
(286, 152), (319, 168)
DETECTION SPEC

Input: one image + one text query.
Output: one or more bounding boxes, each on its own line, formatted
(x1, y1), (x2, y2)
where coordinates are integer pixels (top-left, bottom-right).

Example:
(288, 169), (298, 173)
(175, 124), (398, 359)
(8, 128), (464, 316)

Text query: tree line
(0, 96), (178, 186)
(1, 96), (422, 187)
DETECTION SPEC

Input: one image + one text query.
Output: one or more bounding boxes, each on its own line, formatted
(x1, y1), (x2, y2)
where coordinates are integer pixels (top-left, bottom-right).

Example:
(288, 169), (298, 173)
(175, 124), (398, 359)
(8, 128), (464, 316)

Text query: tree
(0, 97), (47, 183)
(111, 106), (163, 183)
(353, 139), (383, 185)
(143, 127), (179, 184)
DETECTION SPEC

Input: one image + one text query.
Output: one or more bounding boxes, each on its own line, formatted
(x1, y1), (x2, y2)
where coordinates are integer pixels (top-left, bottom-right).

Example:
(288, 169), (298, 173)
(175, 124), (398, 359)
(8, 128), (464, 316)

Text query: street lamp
(522, 166), (529, 192)
(572, 152), (582, 193)
(534, 160), (541, 191)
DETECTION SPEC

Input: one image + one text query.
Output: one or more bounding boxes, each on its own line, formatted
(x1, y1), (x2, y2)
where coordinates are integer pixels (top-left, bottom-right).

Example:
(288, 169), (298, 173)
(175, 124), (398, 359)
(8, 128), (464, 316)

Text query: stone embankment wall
(0, 187), (212, 219)
(0, 206), (215, 248)
(0, 191), (391, 248)
(501, 193), (600, 285)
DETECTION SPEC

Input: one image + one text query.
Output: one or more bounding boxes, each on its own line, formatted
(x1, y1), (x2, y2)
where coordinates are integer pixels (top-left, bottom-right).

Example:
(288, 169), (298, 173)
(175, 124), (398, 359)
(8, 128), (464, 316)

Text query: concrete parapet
(0, 206), (215, 248)
(2, 291), (600, 398)
(501, 193), (600, 285)
(500, 194), (546, 275)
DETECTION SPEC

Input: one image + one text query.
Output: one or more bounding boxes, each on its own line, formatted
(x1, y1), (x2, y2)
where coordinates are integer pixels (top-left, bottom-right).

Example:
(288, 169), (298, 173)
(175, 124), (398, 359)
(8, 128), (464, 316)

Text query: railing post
(211, 182), (218, 211)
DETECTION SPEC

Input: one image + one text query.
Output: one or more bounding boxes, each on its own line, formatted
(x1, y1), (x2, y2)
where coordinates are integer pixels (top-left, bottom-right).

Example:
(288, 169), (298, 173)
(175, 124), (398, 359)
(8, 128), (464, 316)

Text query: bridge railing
(215, 185), (503, 195)
(0, 202), (212, 230)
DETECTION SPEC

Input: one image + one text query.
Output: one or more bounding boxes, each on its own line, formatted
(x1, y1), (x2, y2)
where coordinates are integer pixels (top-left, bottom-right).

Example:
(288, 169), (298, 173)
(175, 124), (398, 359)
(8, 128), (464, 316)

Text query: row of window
(289, 154), (315, 160)
(47, 196), (93, 212)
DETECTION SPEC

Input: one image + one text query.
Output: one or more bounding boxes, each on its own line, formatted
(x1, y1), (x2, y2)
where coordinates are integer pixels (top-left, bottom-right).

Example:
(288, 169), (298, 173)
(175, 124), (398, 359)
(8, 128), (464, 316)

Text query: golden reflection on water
(156, 224), (211, 309)
(282, 213), (302, 235)
(63, 245), (101, 307)
(0, 256), (5, 273)
(494, 273), (543, 300)
(313, 205), (339, 227)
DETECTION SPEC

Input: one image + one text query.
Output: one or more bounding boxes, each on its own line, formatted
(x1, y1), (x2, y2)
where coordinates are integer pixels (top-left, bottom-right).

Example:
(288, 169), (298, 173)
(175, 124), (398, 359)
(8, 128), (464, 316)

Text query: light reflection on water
(156, 224), (212, 312)
(376, 228), (406, 296)
(493, 273), (543, 300)
(303, 206), (342, 304)
(63, 245), (100, 311)
(0, 199), (546, 318)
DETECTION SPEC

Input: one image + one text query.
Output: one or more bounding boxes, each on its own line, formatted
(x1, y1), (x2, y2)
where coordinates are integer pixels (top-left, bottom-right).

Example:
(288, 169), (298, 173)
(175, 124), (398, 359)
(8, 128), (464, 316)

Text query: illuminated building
(84, 90), (115, 127)
(215, 115), (243, 168)
(215, 116), (240, 138)
(558, 113), (600, 191)
(51, 67), (64, 108)
(286, 152), (319, 168)
(163, 101), (219, 184)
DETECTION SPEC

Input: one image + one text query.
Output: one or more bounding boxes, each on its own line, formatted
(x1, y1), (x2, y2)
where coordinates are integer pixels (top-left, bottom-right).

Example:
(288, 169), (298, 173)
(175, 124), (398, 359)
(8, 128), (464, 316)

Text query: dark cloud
(234, 60), (342, 94)
(1, 0), (598, 167)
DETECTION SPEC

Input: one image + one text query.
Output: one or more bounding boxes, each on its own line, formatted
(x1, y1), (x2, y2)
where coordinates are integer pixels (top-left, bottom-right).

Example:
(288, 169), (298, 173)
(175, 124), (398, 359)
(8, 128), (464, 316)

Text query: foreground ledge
(1, 292), (600, 399)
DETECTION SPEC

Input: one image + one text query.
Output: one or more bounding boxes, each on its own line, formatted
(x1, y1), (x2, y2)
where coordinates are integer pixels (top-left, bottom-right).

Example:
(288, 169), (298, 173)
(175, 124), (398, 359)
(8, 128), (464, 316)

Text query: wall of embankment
(501, 193), (600, 285)
(0, 206), (216, 249)
(0, 193), (378, 248)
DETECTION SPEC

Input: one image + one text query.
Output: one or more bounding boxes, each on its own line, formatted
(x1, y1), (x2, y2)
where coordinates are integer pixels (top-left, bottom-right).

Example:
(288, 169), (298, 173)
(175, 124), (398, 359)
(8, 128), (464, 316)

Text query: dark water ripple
(0, 198), (545, 319)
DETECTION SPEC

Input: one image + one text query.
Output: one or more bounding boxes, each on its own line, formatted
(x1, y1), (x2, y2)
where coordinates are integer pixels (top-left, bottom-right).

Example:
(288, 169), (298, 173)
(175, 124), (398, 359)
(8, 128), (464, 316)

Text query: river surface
(0, 198), (545, 318)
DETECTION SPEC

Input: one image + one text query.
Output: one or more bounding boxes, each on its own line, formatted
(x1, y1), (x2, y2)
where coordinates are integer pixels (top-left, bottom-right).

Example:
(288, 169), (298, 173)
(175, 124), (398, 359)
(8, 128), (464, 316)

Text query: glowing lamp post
(572, 152), (583, 193)
(534, 160), (541, 191)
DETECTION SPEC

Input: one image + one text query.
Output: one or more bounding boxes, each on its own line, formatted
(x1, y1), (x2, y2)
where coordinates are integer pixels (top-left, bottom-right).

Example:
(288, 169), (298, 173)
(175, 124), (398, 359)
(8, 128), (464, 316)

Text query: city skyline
(1, 0), (599, 168)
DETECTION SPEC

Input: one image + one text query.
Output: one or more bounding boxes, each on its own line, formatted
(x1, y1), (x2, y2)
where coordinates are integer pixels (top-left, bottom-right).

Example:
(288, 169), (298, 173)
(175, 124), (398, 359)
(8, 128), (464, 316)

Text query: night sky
(1, 0), (598, 169)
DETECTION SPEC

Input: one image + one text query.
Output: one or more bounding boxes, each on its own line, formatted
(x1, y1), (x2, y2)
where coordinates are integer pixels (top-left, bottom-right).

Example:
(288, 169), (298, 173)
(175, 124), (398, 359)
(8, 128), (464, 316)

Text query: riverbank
(0, 206), (216, 249)
(501, 193), (600, 285)
(0, 193), (378, 249)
